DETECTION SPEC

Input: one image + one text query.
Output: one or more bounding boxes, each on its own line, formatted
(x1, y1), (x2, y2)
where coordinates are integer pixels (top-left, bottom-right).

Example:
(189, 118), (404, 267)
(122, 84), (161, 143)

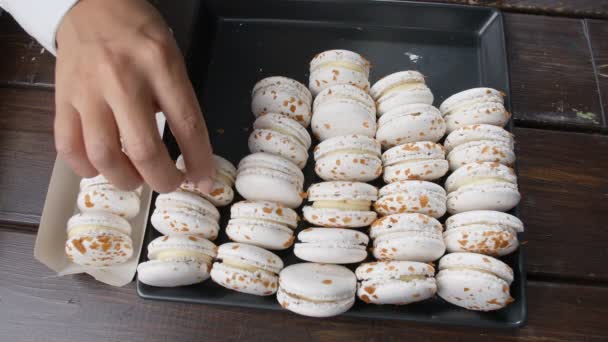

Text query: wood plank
(1, 87), (608, 281)
(0, 88), (55, 224)
(426, 0), (608, 19)
(0, 13), (55, 88)
(1, 229), (607, 342)
(516, 127), (608, 281)
(505, 13), (605, 130)
(586, 19), (608, 130)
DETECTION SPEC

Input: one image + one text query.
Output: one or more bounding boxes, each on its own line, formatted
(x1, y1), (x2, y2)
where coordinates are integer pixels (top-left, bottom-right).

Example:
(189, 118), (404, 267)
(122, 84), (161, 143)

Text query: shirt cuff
(1, 0), (80, 55)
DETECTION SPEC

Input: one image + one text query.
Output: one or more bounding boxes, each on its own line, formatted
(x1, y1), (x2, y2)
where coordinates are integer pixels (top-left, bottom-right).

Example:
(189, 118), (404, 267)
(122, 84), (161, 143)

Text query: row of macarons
(139, 234), (516, 316)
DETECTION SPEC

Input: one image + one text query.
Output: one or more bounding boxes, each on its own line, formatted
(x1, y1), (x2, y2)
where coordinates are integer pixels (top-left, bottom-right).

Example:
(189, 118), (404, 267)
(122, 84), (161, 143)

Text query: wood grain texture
(424, 0), (608, 19)
(586, 19), (608, 130)
(0, 88), (55, 225)
(516, 127), (608, 282)
(505, 13), (605, 130)
(1, 228), (607, 342)
(0, 13), (55, 88)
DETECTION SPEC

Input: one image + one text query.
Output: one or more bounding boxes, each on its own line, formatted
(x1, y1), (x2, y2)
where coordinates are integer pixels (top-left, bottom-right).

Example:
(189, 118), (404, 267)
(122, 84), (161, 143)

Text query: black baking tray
(138, 0), (527, 328)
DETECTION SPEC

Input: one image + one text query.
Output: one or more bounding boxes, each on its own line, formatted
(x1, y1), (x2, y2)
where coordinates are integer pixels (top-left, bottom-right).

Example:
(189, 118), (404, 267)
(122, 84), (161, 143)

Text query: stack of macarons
(207, 76), (312, 296)
(138, 154), (237, 287)
(65, 175), (142, 268)
(428, 87), (523, 312)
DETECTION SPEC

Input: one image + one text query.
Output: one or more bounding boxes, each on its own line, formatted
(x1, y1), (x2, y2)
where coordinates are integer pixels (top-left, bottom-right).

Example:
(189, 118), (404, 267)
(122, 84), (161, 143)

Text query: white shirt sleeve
(0, 0), (80, 55)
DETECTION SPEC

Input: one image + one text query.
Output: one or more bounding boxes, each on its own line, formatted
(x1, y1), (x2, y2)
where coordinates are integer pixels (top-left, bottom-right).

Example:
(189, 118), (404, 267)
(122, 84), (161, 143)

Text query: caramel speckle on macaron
(360, 294), (371, 303)
(322, 279), (333, 285)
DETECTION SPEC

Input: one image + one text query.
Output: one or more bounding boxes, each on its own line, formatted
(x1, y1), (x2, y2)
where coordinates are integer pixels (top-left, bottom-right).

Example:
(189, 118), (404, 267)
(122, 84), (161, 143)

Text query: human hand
(54, 0), (214, 193)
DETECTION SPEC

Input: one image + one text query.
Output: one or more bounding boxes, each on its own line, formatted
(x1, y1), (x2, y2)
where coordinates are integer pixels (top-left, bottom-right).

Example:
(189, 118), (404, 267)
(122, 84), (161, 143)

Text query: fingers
(146, 40), (215, 193)
(75, 97), (143, 191)
(54, 100), (98, 178)
(103, 72), (184, 193)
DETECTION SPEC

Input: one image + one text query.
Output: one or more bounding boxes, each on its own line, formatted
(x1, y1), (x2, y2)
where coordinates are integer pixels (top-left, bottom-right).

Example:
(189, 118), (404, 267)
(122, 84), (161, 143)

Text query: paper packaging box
(34, 113), (166, 287)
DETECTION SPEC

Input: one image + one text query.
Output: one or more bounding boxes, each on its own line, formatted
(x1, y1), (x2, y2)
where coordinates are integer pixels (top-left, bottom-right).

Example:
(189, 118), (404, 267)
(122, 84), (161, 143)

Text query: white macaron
(309, 49), (371, 96)
(374, 180), (447, 218)
(444, 210), (524, 256)
(303, 181), (378, 228)
(445, 162), (520, 214)
(226, 200), (298, 250)
(177, 154), (237, 207)
(137, 235), (217, 287)
(382, 141), (449, 182)
(65, 212), (133, 267)
(278, 263), (357, 317)
(235, 152), (305, 208)
(355, 261), (437, 305)
(294, 228), (369, 264)
(444, 124), (515, 171)
(314, 134), (382, 182)
(437, 252), (514, 311)
(251, 76), (312, 127)
(311, 84), (376, 141)
(151, 191), (220, 240)
(77, 175), (141, 219)
(376, 103), (446, 149)
(370, 71), (434, 116)
(248, 113), (312, 168)
(210, 243), (284, 296)
(370, 213), (445, 262)
(439, 87), (510, 133)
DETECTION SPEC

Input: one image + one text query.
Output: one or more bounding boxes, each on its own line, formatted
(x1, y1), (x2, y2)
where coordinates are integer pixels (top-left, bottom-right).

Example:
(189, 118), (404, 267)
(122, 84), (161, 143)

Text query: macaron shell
(444, 124), (514, 152)
(369, 70), (425, 99)
(226, 218), (295, 250)
(236, 171), (303, 208)
(303, 206), (377, 228)
(447, 182), (521, 214)
(77, 187), (140, 219)
(376, 86), (434, 116)
(383, 159), (449, 182)
(374, 182), (447, 218)
(137, 259), (209, 287)
(217, 242), (284, 274)
(438, 252), (514, 282)
(445, 162), (517, 193)
(373, 231), (446, 262)
(355, 260), (436, 279)
(444, 225), (519, 256)
(146, 234), (218, 259)
(447, 141), (515, 171)
(277, 287), (355, 317)
(437, 268), (513, 311)
(210, 262), (279, 296)
(230, 200), (298, 227)
(309, 62), (370, 96)
(248, 128), (309, 168)
(439, 87), (504, 114)
(358, 278), (436, 305)
(150, 206), (220, 240)
(307, 181), (378, 201)
(251, 77), (312, 126)
(446, 210), (524, 232)
(311, 101), (376, 141)
(65, 229), (133, 267)
(67, 212), (132, 235)
(294, 243), (367, 264)
(315, 152), (382, 182)
(180, 180), (235, 207)
(279, 263), (357, 301)
(444, 102), (510, 133)
(376, 105), (446, 148)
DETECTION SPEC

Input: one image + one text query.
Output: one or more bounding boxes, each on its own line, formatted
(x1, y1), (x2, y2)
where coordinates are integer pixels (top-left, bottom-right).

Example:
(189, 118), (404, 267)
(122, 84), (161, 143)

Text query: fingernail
(197, 177), (214, 194)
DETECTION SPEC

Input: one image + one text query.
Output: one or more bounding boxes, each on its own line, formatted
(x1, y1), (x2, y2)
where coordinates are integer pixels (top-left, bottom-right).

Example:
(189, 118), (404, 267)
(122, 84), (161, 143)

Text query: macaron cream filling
(155, 250), (213, 265)
(453, 177), (513, 190)
(67, 225), (127, 238)
(312, 199), (371, 211)
(377, 82), (426, 99)
(220, 258), (275, 276)
(311, 61), (367, 74)
(443, 100), (504, 118)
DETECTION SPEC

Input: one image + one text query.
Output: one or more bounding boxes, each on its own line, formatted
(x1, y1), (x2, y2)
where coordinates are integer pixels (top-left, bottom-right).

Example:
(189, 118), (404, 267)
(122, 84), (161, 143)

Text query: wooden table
(1, 1), (608, 341)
